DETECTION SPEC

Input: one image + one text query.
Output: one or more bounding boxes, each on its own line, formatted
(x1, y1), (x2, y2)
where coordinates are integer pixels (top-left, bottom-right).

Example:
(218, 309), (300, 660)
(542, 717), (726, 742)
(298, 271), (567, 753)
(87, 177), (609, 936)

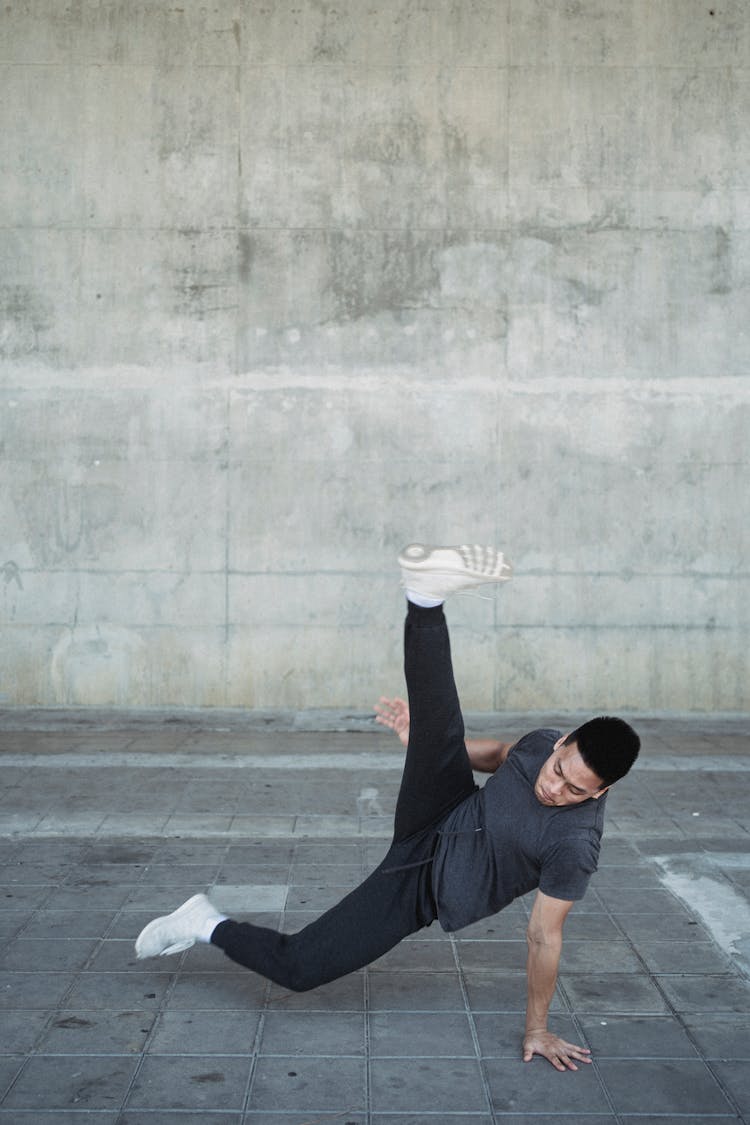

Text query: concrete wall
(2, 1), (748, 713)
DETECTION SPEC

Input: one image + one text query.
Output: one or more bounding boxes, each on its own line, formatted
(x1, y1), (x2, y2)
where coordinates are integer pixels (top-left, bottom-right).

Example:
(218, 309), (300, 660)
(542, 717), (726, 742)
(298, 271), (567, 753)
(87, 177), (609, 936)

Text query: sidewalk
(0, 710), (748, 1124)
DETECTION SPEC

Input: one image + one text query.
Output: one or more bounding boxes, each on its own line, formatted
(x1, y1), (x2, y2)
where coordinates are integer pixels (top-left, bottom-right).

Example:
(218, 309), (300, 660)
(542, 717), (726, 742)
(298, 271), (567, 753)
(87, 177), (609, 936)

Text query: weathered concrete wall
(2, 1), (748, 712)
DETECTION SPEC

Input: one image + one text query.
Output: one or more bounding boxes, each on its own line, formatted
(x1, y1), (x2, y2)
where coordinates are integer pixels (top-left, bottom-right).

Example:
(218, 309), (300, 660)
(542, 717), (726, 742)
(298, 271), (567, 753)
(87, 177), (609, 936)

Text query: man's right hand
(374, 696), (410, 747)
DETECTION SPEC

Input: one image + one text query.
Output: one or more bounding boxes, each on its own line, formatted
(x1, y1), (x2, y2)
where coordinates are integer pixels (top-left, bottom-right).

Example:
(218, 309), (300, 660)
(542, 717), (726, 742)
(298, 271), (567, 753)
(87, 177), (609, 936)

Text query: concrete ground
(0, 709), (749, 1124)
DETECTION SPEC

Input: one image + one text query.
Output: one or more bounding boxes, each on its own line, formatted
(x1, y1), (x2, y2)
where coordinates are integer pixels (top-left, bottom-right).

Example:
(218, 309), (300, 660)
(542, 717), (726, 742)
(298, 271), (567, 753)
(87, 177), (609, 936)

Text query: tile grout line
(449, 932), (499, 1125)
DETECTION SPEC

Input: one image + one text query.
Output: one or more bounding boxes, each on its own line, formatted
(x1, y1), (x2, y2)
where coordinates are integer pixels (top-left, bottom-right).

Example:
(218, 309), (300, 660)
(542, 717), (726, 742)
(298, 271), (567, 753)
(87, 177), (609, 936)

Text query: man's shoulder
(510, 728), (560, 757)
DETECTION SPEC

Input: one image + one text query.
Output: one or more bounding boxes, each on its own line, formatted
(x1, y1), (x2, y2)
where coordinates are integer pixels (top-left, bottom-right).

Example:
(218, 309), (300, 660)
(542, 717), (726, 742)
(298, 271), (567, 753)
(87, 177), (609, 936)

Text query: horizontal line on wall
(4, 371), (749, 397)
(1, 61), (743, 72)
(5, 567), (749, 580)
(1, 623), (743, 635)
(1, 217), (747, 235)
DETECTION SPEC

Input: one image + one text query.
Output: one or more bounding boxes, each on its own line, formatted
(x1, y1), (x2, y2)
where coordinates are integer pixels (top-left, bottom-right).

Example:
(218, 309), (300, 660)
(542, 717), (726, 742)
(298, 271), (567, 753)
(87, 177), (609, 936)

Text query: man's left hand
(522, 1029), (592, 1071)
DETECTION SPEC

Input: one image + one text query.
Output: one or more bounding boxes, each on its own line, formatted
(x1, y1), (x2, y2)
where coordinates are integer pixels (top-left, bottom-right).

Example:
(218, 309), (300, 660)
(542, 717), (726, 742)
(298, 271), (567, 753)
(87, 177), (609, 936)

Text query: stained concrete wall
(1, 1), (748, 713)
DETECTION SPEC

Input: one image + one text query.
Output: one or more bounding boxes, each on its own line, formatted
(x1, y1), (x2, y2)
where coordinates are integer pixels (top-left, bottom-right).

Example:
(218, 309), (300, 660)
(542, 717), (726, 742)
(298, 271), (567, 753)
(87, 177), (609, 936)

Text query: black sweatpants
(211, 602), (477, 991)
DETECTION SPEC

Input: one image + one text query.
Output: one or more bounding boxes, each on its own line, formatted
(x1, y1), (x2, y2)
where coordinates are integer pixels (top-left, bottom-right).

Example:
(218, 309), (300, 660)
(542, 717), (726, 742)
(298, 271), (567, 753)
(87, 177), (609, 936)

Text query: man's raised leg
(393, 543), (512, 840)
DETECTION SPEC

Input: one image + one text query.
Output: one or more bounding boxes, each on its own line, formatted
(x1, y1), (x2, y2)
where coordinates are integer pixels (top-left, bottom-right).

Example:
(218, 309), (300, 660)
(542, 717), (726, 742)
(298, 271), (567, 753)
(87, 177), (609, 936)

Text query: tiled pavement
(0, 710), (749, 1124)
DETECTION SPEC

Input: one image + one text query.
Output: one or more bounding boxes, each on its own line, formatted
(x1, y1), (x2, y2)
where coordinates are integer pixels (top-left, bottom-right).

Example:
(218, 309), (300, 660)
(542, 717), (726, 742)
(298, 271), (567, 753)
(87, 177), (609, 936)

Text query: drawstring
(382, 826), (484, 874)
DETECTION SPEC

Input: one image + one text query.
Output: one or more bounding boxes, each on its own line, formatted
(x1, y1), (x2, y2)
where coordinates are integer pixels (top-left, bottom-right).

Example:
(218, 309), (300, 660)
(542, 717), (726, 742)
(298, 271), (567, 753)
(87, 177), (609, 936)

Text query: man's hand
(523, 1029), (592, 1072)
(374, 696), (410, 747)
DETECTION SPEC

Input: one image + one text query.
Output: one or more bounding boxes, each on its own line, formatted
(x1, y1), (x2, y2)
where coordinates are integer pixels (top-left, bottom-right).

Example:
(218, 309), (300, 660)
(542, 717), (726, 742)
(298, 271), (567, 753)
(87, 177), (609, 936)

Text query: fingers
(525, 1037), (592, 1072)
(374, 697), (406, 724)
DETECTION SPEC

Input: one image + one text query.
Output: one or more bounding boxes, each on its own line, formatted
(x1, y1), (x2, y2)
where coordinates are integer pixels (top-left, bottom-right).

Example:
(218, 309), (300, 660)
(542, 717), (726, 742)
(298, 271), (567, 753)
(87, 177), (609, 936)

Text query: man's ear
(554, 734), (570, 752)
(592, 786), (610, 800)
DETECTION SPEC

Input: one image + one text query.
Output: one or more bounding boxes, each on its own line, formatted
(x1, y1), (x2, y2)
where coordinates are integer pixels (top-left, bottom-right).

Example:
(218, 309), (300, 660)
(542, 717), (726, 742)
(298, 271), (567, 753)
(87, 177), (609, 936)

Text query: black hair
(564, 716), (640, 788)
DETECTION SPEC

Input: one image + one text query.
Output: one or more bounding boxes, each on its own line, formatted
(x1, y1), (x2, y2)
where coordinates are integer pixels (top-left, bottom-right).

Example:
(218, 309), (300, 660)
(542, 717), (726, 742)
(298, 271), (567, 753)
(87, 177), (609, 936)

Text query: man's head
(534, 716), (640, 808)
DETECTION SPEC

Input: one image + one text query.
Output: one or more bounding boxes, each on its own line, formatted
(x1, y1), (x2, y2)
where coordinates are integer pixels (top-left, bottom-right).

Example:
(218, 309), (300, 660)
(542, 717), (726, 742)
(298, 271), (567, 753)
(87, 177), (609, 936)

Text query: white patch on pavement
(653, 855), (750, 977)
(211, 884), (288, 914)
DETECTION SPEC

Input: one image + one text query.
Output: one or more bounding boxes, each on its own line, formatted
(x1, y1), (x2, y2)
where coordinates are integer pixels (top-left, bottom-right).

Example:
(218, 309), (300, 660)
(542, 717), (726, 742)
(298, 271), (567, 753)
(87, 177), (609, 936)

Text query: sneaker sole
(399, 543), (512, 580)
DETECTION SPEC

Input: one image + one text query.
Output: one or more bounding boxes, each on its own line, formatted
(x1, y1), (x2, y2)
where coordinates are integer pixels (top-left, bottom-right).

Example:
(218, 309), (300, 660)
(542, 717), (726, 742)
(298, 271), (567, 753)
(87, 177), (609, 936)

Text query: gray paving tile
(183, 941), (267, 972)
(0, 1010), (50, 1054)
(655, 974), (750, 1013)
(64, 971), (173, 1011)
(709, 1060), (750, 1117)
(597, 1058), (735, 1115)
(452, 907), (528, 941)
(0, 885), (54, 909)
(248, 1055), (365, 1112)
(0, 1056), (24, 1100)
(38, 1010), (155, 1054)
(612, 912), (711, 941)
(372, 938), (457, 971)
(557, 913), (623, 940)
(2, 1054), (138, 1110)
(371, 1056), (488, 1113)
(158, 842), (235, 864)
(245, 1116), (363, 1125)
(593, 867), (664, 888)
(0, 1114), (118, 1124)
(0, 970), (77, 1009)
(259, 1010), (364, 1056)
(42, 884), (133, 910)
(463, 971), (561, 1013)
(638, 939), (732, 974)
(456, 940), (527, 972)
(683, 1013), (750, 1059)
(170, 971), (267, 1010)
(0, 913), (25, 942)
(266, 974), (364, 1011)
(369, 1011), (475, 1058)
(141, 862), (222, 884)
(0, 936), (98, 971)
(120, 1114), (241, 1125)
(123, 885), (215, 910)
(595, 887), (694, 914)
(368, 971), (465, 1012)
(85, 938), (155, 973)
(612, 1118), (735, 1124)
(576, 1015), (699, 1058)
(149, 1009), (260, 1055)
(558, 941), (642, 974)
(19, 908), (117, 939)
(561, 973), (669, 1014)
(126, 1055), (252, 1110)
(288, 861), (363, 884)
(484, 1056), (609, 1114)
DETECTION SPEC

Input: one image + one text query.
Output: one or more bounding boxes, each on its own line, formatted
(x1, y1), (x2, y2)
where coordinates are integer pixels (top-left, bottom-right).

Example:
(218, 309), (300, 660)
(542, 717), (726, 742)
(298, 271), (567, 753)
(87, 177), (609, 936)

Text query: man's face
(534, 737), (609, 807)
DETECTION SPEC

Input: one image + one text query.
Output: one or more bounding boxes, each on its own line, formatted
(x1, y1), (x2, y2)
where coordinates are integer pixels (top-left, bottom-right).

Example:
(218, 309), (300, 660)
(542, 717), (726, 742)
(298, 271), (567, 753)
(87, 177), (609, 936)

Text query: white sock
(406, 589), (444, 609)
(198, 912), (228, 943)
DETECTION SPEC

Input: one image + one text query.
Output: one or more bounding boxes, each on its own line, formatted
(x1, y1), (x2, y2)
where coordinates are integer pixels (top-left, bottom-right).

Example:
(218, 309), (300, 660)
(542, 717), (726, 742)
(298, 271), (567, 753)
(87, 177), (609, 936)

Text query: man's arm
(374, 697), (512, 772)
(523, 890), (592, 1071)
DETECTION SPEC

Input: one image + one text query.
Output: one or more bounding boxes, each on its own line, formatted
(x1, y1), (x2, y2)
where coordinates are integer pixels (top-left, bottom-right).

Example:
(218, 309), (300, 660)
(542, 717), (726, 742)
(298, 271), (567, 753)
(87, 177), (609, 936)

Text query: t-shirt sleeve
(538, 834), (600, 902)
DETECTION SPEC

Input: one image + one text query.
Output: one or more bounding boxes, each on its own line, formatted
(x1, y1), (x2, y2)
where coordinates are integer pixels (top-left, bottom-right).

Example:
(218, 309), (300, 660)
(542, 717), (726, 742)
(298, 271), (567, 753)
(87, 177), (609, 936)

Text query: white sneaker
(134, 893), (223, 959)
(399, 542), (512, 600)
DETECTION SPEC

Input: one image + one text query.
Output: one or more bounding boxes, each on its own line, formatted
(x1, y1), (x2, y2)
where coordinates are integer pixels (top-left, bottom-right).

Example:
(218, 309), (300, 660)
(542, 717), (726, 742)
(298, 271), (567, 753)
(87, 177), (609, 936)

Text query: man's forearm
(525, 934), (562, 1032)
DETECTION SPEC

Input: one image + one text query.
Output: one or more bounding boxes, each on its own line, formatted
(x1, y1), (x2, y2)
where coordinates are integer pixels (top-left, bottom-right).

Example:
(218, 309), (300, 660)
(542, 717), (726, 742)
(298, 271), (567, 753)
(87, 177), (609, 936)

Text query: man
(136, 542), (640, 1071)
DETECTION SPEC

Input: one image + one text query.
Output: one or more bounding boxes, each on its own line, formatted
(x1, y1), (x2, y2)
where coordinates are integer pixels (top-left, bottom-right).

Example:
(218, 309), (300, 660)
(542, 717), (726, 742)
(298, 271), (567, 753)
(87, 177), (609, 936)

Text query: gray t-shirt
(431, 728), (606, 932)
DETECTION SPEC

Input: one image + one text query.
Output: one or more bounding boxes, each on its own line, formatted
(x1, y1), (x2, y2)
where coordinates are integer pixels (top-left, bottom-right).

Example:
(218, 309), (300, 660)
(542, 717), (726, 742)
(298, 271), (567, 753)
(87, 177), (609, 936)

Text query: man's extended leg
(209, 846), (436, 990)
(392, 602), (476, 840)
(393, 543), (511, 839)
